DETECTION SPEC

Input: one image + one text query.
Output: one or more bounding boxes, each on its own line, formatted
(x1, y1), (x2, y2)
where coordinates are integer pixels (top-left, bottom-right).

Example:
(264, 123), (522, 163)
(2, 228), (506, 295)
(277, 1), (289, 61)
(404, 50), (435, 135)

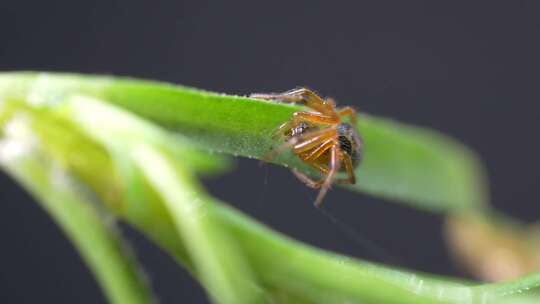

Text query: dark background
(1, 1), (540, 303)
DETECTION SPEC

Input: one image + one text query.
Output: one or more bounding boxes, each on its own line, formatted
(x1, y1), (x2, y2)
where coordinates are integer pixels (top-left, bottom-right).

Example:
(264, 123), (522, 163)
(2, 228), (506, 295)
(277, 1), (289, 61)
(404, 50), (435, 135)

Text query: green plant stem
(134, 143), (264, 304)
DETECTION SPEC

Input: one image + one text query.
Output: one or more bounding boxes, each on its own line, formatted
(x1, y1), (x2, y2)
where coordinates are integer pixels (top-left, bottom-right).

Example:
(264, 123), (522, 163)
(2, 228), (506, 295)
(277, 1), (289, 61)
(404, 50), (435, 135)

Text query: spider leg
(314, 145), (340, 207)
(325, 97), (337, 108)
(263, 128), (337, 162)
(304, 138), (334, 161)
(293, 145), (356, 198)
(293, 156), (354, 189)
(309, 161), (354, 184)
(292, 169), (323, 189)
(251, 88), (337, 117)
(338, 106), (358, 126)
(292, 129), (337, 154)
(310, 162), (329, 174)
(272, 111), (338, 139)
(336, 179), (355, 185)
(337, 154), (356, 185)
(292, 111), (339, 125)
(291, 137), (335, 188)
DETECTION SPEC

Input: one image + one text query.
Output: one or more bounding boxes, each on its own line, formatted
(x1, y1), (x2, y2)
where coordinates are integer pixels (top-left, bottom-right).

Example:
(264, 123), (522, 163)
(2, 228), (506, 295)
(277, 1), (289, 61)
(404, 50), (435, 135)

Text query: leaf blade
(0, 72), (488, 212)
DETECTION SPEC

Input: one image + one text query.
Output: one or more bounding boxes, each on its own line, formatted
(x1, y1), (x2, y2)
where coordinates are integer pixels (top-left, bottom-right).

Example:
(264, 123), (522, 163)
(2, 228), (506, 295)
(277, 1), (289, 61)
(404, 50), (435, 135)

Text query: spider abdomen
(336, 123), (363, 168)
(338, 135), (352, 156)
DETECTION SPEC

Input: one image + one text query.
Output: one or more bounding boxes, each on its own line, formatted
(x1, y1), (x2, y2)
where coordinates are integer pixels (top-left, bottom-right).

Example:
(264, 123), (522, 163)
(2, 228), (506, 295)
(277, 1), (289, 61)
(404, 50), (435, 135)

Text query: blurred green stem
(0, 140), (152, 303)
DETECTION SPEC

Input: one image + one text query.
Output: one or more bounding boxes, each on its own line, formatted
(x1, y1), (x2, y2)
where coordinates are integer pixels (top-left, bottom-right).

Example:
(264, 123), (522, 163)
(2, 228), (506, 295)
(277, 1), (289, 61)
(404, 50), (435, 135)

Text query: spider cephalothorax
(250, 88), (363, 206)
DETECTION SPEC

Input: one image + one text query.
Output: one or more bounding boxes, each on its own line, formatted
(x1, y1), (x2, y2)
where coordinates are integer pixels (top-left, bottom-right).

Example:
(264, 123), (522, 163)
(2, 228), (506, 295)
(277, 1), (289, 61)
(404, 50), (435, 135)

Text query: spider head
(337, 123), (363, 167)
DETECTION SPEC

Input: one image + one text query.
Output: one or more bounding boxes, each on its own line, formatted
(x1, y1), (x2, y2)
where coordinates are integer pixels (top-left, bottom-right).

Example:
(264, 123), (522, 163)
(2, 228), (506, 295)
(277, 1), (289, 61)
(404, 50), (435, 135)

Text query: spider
(250, 88), (363, 206)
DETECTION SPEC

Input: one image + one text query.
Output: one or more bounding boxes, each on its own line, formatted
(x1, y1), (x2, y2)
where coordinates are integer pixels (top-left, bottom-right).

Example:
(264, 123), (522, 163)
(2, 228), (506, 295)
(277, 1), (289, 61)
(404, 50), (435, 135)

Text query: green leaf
(0, 72), (487, 212)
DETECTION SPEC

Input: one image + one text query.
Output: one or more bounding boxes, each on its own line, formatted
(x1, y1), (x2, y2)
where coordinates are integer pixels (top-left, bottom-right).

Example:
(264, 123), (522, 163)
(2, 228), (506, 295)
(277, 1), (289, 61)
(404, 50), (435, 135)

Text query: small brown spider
(250, 88), (363, 206)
